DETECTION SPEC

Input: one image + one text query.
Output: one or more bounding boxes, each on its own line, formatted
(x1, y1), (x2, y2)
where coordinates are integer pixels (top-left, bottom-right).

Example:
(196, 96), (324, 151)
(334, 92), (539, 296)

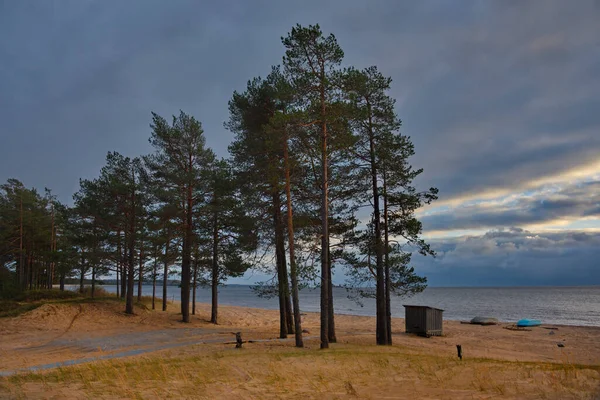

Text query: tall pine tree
(146, 111), (213, 323)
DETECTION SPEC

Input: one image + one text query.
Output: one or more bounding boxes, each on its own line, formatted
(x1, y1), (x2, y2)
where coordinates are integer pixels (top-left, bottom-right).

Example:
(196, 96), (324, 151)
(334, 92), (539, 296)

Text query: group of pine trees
(0, 24), (437, 347)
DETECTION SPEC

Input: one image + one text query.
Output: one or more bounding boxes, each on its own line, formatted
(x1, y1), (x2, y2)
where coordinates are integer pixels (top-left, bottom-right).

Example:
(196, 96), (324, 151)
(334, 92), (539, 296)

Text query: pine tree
(146, 111), (213, 323)
(197, 158), (256, 324)
(282, 24), (349, 348)
(73, 178), (109, 298)
(82, 152), (147, 313)
(227, 71), (295, 338)
(0, 179), (60, 292)
(342, 66), (438, 344)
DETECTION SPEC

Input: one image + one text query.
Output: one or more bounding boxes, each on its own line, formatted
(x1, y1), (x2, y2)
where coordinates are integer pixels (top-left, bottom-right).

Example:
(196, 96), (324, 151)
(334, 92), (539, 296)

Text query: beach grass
(2, 299), (599, 399)
(0, 290), (80, 318)
(2, 342), (599, 399)
(0, 301), (43, 318)
(0, 287), (164, 319)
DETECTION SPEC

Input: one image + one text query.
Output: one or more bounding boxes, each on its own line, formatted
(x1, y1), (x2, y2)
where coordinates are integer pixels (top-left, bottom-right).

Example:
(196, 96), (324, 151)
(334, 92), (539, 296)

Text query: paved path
(2, 328), (230, 376)
(1, 328), (317, 377)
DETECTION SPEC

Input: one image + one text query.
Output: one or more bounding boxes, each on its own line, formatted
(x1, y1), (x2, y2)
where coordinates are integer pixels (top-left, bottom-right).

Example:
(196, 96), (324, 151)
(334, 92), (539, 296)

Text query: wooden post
(456, 344), (462, 360)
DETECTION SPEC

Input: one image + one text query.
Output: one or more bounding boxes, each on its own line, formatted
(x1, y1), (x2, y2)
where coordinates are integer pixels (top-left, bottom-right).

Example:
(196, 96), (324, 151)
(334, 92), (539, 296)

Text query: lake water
(96, 284), (600, 327)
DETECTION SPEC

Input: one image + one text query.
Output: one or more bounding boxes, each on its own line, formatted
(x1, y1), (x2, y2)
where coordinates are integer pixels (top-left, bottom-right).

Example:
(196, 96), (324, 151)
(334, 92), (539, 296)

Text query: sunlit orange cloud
(522, 216), (600, 233)
(419, 159), (600, 213)
(376, 161), (599, 240)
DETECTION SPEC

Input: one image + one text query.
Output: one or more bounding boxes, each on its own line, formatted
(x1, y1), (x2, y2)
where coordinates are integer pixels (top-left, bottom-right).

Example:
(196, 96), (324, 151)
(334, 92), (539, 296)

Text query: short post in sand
(235, 332), (243, 349)
(456, 344), (462, 360)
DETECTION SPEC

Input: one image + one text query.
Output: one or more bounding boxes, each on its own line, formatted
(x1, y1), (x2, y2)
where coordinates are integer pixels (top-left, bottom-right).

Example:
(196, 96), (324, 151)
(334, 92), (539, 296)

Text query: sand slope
(1, 300), (599, 399)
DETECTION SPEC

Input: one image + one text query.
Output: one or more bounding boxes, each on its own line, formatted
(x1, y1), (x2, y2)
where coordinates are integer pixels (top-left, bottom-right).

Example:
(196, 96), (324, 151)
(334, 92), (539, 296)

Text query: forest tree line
(0, 24), (438, 347)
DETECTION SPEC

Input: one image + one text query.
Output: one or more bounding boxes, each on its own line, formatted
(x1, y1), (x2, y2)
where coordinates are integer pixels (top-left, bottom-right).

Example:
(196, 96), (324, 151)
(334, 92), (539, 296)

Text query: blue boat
(516, 319), (541, 327)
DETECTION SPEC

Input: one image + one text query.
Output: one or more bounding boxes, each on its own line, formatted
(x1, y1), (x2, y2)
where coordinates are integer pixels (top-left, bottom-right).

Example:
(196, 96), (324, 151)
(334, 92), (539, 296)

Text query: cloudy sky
(1, 1), (598, 286)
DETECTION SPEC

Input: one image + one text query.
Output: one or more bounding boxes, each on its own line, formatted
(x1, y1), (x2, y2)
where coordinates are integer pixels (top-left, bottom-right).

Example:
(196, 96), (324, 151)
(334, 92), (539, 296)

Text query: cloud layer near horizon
(1, 1), (598, 285)
(413, 228), (600, 286)
(420, 177), (600, 234)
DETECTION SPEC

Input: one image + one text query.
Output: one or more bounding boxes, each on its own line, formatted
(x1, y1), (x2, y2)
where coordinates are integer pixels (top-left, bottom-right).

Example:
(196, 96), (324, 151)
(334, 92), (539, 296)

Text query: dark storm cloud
(394, 2), (600, 199)
(411, 228), (600, 286)
(1, 1), (598, 286)
(1, 1), (599, 203)
(421, 180), (600, 232)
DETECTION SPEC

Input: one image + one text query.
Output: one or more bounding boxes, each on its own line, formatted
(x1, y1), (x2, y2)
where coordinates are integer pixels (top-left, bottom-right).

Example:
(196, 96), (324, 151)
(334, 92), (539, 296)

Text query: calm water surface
(97, 285), (600, 327)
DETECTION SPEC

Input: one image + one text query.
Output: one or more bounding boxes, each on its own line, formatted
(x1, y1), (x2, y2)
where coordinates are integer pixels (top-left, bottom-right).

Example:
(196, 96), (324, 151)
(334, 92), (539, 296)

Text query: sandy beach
(1, 299), (599, 399)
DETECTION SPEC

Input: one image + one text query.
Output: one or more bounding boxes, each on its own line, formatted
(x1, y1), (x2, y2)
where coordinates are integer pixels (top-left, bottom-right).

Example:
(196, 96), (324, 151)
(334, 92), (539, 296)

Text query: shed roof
(403, 305), (444, 312)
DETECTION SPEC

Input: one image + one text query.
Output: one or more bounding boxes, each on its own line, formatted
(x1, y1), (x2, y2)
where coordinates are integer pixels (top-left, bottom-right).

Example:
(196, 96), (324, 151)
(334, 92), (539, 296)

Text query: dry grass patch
(2, 342), (599, 400)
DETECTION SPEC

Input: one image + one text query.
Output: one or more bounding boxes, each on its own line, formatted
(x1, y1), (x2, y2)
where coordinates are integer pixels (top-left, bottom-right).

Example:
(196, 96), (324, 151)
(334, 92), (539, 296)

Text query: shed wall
(426, 308), (443, 336)
(404, 306), (443, 336)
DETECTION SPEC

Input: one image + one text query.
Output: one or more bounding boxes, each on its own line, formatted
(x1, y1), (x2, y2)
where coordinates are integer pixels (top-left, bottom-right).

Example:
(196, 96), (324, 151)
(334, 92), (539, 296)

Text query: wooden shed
(403, 305), (444, 337)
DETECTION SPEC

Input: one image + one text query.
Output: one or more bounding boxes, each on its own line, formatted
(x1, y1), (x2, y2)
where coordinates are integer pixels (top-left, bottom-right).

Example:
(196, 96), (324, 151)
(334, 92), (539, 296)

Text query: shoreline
(55, 284), (600, 328)
(166, 299), (600, 330)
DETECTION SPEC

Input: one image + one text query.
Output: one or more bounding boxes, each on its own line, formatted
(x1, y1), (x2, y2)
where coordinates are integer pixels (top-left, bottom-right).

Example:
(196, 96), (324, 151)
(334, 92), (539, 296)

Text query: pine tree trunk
(383, 169), (392, 345)
(285, 286), (294, 334)
(48, 261), (52, 289)
(79, 253), (85, 293)
(91, 221), (97, 299)
(125, 169), (136, 315)
(192, 257), (197, 316)
(31, 255), (36, 289)
(121, 231), (127, 299)
(281, 228), (293, 335)
(277, 213), (293, 335)
(91, 266), (96, 299)
(152, 251), (157, 310)
(116, 231), (121, 298)
(49, 207), (55, 290)
(79, 267), (84, 293)
(27, 254), (32, 290)
(320, 80), (330, 349)
(120, 265), (126, 299)
(211, 210), (219, 324)
(126, 241), (135, 314)
(327, 253), (336, 343)
(162, 238), (170, 312)
(283, 134), (303, 347)
(273, 192), (288, 338)
(180, 183), (193, 323)
(368, 100), (387, 345)
(137, 238), (144, 302)
(59, 273), (65, 291)
(277, 258), (287, 338)
(28, 253), (33, 290)
(31, 257), (35, 290)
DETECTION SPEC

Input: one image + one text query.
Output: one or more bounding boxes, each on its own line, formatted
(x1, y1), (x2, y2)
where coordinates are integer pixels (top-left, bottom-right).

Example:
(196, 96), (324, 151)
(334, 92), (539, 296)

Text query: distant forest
(0, 24), (437, 348)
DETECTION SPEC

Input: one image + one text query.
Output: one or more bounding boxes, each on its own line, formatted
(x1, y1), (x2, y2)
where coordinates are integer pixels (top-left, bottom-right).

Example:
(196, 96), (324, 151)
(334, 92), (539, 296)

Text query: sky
(1, 1), (599, 286)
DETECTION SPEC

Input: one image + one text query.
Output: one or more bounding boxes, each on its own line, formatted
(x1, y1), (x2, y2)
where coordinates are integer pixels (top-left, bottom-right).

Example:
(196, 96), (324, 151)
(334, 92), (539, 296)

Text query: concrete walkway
(1, 327), (314, 376)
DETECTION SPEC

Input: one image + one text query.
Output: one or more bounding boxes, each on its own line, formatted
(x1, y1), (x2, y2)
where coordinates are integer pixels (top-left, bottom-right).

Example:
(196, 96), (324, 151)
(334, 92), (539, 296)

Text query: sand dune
(1, 300), (599, 399)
